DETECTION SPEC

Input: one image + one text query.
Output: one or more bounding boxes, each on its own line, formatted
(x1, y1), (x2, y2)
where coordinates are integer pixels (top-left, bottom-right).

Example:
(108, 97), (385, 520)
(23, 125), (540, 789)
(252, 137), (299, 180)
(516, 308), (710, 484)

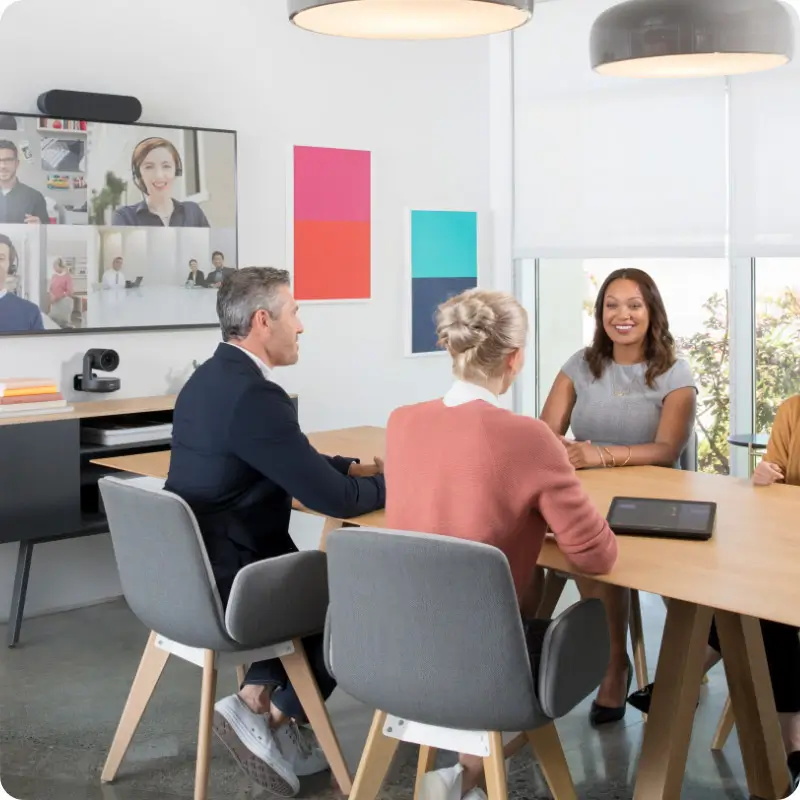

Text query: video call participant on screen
(166, 267), (385, 794)
(102, 256), (127, 289)
(49, 258), (74, 327)
(205, 251), (234, 288)
(0, 141), (49, 225)
(0, 233), (44, 332)
(186, 258), (205, 286)
(112, 137), (210, 228)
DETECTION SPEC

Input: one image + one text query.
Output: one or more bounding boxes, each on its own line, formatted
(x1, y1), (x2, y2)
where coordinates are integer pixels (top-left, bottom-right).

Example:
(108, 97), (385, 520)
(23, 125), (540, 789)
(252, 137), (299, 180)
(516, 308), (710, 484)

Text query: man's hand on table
(348, 456), (384, 477)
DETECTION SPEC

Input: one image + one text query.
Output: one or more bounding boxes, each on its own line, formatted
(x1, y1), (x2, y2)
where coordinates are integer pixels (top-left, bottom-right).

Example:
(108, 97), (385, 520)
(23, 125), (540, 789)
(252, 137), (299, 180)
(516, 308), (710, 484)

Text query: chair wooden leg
(281, 639), (353, 795)
(415, 745), (438, 798)
(711, 696), (734, 751)
(629, 590), (648, 690)
(194, 650), (218, 800)
(536, 570), (569, 619)
(483, 732), (509, 800)
(235, 664), (248, 689)
(101, 631), (170, 783)
(350, 710), (400, 800)
(526, 723), (577, 800)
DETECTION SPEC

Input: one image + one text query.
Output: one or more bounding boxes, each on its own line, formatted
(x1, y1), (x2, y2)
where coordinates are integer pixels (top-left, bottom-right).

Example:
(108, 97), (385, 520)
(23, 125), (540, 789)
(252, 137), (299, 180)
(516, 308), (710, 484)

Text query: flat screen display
(607, 496), (716, 540)
(0, 112), (237, 334)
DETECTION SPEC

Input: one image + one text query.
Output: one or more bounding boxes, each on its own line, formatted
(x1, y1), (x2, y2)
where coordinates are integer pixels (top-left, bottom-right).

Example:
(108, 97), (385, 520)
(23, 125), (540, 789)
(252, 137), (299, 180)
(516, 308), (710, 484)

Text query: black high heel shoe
(590, 655), (633, 726)
(787, 751), (800, 793)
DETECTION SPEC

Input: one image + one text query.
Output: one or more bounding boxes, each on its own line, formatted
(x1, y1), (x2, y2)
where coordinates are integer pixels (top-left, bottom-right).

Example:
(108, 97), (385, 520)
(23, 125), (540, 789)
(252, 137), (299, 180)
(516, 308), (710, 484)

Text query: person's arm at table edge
(762, 395), (798, 477)
(529, 421), (618, 574)
(229, 383), (385, 518)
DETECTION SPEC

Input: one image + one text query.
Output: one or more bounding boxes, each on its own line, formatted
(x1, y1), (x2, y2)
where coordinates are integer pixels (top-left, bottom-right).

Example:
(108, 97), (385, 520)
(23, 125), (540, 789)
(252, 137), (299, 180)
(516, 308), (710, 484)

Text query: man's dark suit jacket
(165, 343), (386, 602)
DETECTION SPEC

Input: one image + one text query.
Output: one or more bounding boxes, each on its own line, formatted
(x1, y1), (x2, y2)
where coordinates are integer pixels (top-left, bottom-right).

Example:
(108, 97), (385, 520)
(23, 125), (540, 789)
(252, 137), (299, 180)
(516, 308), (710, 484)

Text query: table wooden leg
(633, 599), (713, 800)
(319, 518), (363, 552)
(318, 517), (344, 553)
(715, 611), (788, 800)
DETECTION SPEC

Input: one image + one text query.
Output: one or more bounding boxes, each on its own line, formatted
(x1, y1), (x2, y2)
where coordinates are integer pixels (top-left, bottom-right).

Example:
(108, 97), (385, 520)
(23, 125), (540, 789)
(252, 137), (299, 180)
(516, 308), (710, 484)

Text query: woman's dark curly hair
(585, 268), (676, 389)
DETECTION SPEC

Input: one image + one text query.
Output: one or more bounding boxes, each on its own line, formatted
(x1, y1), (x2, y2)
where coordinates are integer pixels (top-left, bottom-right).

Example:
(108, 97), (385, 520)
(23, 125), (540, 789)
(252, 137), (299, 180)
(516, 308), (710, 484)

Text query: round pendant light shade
(590, 0), (794, 78)
(288, 0), (534, 39)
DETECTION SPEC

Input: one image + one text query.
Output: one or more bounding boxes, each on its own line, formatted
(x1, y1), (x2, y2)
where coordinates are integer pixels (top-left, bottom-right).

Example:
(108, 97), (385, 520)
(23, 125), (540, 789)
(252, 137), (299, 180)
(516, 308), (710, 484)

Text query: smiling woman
(539, 267), (698, 728)
(112, 136), (210, 228)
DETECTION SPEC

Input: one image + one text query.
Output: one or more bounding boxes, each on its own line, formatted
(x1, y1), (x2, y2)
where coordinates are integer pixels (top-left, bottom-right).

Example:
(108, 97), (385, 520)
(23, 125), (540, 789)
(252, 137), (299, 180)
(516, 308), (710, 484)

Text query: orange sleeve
(765, 396), (799, 474)
(524, 421), (618, 575)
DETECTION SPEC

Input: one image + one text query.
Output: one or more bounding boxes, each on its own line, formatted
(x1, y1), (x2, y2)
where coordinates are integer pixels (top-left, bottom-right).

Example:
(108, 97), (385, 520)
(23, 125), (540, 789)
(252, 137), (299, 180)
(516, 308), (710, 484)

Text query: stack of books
(0, 378), (72, 418)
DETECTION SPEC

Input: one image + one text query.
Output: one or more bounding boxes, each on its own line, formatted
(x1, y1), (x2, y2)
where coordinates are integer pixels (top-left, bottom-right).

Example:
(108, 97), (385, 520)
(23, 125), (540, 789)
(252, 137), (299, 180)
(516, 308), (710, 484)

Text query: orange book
(2, 385), (59, 397)
(0, 392), (64, 405)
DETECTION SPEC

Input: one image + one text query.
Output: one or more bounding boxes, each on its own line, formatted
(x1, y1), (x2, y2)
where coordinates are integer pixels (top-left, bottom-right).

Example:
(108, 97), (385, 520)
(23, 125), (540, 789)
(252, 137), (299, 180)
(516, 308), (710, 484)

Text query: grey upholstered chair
(98, 475), (351, 800)
(324, 527), (610, 800)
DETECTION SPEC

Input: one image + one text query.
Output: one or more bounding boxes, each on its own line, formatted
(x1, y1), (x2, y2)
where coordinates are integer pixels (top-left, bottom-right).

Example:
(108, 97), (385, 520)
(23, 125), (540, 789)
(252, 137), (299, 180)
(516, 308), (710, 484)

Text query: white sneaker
(275, 721), (329, 776)
(418, 764), (464, 800)
(212, 695), (300, 797)
(418, 764), (489, 800)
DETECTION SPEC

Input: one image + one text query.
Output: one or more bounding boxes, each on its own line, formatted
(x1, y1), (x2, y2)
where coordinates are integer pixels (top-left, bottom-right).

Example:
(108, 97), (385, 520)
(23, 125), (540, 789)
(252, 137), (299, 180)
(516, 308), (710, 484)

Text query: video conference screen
(0, 112), (237, 335)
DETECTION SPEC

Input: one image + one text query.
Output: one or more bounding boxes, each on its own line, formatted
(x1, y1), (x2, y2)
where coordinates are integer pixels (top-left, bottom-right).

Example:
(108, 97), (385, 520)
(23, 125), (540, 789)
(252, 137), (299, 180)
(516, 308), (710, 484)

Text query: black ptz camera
(73, 349), (121, 393)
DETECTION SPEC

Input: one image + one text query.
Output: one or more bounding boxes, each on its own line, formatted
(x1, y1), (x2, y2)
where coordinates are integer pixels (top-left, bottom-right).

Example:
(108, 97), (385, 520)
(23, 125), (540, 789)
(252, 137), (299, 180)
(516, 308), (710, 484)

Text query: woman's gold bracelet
(596, 445), (607, 468)
(621, 446), (633, 467)
(602, 446), (617, 468)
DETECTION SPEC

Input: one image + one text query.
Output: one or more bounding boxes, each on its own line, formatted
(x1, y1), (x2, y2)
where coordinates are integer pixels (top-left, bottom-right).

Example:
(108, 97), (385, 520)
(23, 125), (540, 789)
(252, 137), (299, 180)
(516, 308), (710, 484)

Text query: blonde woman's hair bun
(437, 290), (496, 355)
(435, 288), (527, 381)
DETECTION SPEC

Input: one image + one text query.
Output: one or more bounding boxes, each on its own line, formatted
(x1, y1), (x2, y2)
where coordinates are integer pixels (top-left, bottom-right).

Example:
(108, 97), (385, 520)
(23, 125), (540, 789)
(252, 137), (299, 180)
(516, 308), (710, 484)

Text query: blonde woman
(385, 289), (619, 800)
(48, 258), (74, 327)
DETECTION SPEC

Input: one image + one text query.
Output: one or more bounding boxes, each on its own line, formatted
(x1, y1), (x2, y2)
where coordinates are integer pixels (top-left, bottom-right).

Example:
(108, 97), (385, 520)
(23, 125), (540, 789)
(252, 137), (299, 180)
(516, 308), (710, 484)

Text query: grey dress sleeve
(662, 358), (697, 396)
(561, 349), (587, 383)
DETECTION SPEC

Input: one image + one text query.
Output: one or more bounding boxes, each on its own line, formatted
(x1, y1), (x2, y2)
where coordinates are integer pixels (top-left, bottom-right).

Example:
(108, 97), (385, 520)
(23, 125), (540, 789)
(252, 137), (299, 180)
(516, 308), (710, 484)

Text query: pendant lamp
(590, 0), (794, 78)
(288, 0), (534, 40)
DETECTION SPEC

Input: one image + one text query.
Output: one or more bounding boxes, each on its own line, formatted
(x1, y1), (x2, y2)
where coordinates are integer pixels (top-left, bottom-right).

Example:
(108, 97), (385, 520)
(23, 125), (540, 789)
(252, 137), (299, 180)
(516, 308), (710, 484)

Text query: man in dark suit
(166, 267), (385, 795)
(205, 250), (236, 288)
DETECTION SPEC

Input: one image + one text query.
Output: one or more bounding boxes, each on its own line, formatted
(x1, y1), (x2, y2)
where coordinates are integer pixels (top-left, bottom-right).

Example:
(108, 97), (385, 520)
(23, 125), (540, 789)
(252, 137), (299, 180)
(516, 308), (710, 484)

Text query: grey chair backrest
(680, 430), (698, 472)
(325, 527), (544, 732)
(99, 475), (235, 651)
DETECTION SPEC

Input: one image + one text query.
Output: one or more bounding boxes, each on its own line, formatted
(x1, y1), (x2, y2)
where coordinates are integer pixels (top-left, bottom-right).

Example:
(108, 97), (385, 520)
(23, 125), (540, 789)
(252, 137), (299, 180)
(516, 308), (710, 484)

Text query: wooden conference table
(93, 425), (800, 800)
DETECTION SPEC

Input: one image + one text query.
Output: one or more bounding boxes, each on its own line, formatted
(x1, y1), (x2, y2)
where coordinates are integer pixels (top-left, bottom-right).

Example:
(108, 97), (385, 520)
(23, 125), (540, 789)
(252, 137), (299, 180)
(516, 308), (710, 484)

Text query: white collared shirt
(225, 341), (272, 381)
(102, 269), (126, 289)
(442, 379), (501, 408)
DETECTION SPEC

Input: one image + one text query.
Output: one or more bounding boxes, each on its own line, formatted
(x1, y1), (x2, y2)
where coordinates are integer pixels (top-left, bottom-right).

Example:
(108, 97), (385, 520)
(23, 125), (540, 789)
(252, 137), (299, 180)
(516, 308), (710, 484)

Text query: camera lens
(99, 350), (119, 371)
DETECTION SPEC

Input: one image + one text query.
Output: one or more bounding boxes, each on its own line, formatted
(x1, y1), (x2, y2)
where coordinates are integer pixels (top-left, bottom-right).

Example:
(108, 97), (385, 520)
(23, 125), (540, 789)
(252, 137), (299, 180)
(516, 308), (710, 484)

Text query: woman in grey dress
(540, 268), (697, 725)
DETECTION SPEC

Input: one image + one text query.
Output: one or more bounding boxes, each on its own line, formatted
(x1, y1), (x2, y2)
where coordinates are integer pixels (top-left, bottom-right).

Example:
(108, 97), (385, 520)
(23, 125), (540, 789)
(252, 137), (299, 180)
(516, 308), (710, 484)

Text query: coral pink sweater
(386, 399), (618, 597)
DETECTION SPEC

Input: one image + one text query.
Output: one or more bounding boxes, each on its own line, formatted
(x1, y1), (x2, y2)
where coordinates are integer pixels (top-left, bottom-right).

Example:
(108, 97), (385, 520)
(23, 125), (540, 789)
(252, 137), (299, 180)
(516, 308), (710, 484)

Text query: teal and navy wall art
(407, 209), (479, 355)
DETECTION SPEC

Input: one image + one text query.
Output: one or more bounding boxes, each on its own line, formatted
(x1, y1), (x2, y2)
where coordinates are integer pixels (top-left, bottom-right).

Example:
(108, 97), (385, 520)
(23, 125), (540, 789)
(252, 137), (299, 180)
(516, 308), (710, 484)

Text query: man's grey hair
(216, 267), (291, 342)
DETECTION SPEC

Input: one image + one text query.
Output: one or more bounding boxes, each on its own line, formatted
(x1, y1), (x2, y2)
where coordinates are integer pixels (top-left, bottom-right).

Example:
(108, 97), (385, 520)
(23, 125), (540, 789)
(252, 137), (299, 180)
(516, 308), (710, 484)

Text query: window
(755, 259), (800, 432)
(526, 258), (731, 474)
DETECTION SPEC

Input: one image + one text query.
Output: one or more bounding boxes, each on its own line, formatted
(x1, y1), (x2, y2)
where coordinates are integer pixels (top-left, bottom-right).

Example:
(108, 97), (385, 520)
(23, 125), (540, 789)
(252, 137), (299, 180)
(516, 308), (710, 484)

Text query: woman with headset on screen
(112, 137), (210, 228)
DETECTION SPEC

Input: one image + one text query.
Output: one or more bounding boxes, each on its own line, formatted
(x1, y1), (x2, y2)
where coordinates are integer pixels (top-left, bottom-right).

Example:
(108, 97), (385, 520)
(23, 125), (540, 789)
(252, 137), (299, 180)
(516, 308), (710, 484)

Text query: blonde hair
(436, 289), (528, 381)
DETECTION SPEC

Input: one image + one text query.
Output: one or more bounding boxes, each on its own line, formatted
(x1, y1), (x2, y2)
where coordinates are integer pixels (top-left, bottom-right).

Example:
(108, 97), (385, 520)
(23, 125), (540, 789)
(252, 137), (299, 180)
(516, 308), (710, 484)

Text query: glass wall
(522, 258), (731, 475)
(755, 259), (800, 433)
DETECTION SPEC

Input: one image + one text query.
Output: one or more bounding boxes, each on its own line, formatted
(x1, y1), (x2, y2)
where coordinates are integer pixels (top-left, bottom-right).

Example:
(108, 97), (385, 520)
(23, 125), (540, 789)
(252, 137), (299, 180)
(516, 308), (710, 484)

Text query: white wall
(0, 0), (492, 619)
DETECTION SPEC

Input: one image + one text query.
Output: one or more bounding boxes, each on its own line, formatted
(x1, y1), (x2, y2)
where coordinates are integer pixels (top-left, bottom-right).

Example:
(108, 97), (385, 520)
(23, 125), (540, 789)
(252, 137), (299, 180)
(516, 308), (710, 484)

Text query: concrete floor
(0, 593), (754, 800)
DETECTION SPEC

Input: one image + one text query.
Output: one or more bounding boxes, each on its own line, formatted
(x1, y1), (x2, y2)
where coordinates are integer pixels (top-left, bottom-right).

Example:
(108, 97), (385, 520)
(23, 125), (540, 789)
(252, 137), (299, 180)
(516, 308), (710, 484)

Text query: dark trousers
(242, 633), (337, 721)
(709, 618), (800, 713)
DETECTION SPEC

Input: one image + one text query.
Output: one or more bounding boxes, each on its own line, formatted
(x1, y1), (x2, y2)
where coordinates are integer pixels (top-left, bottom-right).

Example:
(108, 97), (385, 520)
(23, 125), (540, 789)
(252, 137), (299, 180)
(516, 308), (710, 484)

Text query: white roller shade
(513, 0), (728, 258)
(730, 5), (800, 256)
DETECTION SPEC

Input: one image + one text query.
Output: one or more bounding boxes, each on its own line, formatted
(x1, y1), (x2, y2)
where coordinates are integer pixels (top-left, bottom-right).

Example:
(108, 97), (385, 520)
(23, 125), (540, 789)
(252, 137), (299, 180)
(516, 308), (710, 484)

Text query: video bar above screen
(0, 112), (237, 335)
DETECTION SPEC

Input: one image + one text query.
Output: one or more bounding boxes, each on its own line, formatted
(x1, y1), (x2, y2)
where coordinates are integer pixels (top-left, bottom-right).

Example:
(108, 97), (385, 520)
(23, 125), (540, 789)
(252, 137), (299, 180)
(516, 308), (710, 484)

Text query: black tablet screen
(609, 498), (713, 533)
